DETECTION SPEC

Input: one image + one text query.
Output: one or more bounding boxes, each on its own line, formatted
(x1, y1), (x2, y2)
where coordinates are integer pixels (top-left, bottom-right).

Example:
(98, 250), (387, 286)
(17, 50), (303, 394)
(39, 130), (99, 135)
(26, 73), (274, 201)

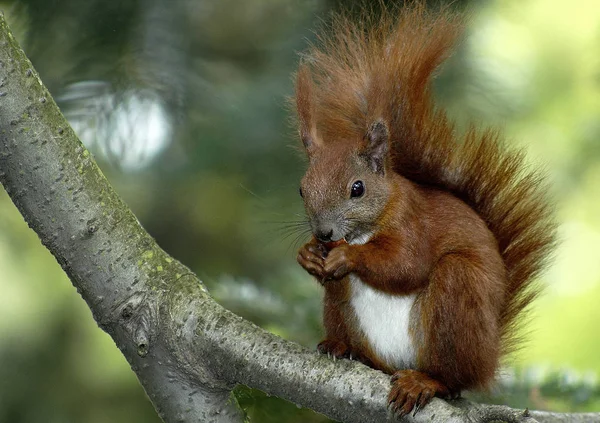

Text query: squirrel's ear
(295, 66), (319, 157)
(362, 120), (389, 174)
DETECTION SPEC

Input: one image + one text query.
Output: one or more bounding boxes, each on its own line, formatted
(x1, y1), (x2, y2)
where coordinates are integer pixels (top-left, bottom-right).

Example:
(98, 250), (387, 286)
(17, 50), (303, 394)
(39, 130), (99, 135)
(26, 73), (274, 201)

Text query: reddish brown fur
(294, 2), (556, 416)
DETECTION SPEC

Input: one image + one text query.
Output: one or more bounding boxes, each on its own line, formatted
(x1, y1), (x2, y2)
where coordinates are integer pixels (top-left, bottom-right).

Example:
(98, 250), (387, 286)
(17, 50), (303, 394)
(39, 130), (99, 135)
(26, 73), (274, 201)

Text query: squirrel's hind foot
(317, 339), (351, 360)
(388, 370), (452, 417)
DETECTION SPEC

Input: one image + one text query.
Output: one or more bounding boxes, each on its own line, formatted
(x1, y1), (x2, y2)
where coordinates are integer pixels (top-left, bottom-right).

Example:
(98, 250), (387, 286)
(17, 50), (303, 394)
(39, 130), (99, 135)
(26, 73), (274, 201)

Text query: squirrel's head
(299, 120), (392, 244)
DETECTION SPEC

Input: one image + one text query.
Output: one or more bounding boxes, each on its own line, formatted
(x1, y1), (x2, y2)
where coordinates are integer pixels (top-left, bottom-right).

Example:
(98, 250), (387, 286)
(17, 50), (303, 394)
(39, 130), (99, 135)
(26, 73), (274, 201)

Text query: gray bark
(0, 14), (597, 423)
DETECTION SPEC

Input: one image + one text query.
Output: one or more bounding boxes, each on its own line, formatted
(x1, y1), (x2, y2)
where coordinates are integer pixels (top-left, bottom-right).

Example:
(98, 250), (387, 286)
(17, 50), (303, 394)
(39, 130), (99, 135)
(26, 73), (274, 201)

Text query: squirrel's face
(299, 121), (391, 244)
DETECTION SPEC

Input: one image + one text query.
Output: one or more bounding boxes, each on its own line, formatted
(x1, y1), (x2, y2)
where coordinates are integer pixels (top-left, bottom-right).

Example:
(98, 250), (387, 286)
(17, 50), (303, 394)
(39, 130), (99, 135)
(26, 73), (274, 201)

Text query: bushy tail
(295, 3), (557, 355)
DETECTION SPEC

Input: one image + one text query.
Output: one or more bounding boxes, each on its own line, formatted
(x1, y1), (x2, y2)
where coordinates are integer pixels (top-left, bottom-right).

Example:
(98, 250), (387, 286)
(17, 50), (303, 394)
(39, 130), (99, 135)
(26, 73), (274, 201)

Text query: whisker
(269, 223), (311, 237)
(238, 183), (265, 201)
(281, 228), (309, 243)
(289, 229), (313, 254)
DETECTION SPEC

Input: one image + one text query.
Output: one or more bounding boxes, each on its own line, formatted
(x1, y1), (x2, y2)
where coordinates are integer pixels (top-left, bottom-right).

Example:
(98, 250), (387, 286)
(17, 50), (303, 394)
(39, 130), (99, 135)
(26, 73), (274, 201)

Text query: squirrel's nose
(315, 228), (334, 242)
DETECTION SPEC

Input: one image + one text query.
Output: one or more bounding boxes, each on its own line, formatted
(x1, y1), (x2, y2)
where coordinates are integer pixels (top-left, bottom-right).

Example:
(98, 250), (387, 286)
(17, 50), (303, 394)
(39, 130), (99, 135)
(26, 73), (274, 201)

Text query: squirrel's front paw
(297, 241), (327, 281)
(323, 244), (355, 280)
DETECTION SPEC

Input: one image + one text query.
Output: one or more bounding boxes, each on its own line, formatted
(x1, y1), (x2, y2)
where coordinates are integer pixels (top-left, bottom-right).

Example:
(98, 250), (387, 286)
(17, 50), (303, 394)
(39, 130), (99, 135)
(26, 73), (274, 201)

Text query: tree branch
(0, 13), (597, 423)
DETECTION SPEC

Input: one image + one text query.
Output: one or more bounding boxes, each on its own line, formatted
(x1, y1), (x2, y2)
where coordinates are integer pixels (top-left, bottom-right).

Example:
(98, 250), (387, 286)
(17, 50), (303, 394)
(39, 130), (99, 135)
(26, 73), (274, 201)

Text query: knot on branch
(81, 217), (99, 239)
(117, 291), (159, 358)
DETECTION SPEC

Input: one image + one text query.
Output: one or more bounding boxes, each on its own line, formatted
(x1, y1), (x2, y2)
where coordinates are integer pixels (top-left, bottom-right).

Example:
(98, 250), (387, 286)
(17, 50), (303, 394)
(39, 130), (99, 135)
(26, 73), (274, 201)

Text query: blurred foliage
(0, 0), (599, 422)
(471, 367), (600, 412)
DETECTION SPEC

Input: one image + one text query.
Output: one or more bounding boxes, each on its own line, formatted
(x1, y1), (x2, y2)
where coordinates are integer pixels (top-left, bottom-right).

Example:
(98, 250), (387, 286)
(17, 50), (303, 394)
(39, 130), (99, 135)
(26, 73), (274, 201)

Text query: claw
(412, 393), (422, 416)
(413, 404), (421, 417)
(418, 389), (433, 411)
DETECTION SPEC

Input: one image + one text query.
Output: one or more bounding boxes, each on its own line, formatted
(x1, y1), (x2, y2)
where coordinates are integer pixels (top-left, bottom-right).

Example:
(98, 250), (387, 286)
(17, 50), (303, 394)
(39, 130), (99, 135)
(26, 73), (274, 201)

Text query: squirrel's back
(296, 3), (556, 355)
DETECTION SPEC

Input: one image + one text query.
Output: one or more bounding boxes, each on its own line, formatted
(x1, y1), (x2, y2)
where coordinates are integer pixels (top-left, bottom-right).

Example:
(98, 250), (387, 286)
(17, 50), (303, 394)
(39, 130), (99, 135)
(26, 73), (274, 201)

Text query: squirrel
(294, 3), (556, 417)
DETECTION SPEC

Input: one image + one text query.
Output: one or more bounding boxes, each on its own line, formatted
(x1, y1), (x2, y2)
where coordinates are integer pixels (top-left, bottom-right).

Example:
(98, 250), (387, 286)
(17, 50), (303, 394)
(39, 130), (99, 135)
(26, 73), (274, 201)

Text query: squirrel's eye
(299, 187), (303, 198)
(350, 180), (364, 198)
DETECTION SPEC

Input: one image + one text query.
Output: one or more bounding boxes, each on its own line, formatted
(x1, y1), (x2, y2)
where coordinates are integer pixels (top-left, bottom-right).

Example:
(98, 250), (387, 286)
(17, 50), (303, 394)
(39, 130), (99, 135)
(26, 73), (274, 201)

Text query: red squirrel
(294, 3), (556, 417)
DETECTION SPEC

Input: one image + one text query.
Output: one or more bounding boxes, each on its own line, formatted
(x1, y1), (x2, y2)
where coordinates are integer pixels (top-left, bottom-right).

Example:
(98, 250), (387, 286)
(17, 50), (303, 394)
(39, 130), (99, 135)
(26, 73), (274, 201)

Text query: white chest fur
(349, 275), (417, 370)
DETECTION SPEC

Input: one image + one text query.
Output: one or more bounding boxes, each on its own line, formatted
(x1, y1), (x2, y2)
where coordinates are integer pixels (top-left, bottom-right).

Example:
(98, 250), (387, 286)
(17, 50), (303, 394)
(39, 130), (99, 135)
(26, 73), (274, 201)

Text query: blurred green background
(0, 0), (599, 421)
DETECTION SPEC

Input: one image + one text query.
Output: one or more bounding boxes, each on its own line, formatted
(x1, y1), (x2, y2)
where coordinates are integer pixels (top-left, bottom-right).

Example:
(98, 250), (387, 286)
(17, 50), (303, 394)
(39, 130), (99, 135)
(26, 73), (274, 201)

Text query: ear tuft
(363, 120), (389, 174)
(295, 65), (319, 157)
